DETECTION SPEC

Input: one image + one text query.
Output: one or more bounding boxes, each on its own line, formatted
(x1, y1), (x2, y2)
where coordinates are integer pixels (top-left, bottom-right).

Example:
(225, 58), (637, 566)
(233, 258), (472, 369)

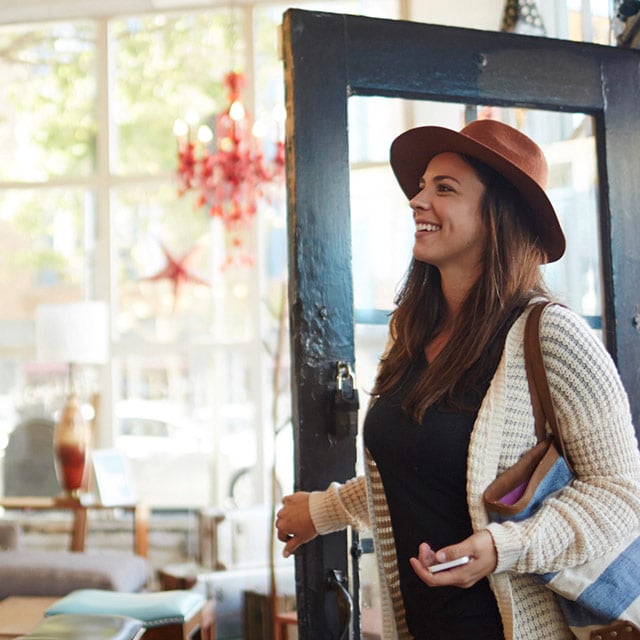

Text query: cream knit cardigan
(308, 304), (640, 640)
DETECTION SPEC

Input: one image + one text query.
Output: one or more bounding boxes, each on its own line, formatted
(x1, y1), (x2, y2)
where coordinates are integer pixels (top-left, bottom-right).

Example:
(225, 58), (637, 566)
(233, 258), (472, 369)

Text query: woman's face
(409, 152), (487, 279)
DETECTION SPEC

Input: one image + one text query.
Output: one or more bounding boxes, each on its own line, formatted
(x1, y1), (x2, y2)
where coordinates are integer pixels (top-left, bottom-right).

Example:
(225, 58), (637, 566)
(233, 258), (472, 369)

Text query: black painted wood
(282, 10), (355, 640)
(344, 15), (606, 111)
(283, 9), (640, 638)
(599, 54), (640, 414)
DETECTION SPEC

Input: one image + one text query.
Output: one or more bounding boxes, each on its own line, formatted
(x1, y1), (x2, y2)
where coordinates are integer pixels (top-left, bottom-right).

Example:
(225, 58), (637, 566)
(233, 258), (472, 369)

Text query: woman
(275, 119), (640, 639)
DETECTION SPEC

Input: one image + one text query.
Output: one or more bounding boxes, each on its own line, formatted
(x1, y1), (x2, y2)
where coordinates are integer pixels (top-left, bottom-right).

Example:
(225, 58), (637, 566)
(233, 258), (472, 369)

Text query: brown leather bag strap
(524, 301), (574, 474)
(524, 302), (548, 443)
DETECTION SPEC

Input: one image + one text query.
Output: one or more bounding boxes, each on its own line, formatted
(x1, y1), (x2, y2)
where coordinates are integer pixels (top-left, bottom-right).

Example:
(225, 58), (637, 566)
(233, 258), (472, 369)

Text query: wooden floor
(0, 597), (59, 639)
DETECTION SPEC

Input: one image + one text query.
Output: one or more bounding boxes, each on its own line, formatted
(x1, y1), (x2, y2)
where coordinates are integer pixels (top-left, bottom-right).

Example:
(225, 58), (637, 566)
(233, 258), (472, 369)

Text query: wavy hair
(372, 154), (550, 420)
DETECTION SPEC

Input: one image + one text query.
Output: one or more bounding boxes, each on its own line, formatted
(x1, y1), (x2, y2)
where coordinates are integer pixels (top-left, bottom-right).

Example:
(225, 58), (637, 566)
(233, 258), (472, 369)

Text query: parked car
(115, 399), (208, 457)
(114, 399), (213, 507)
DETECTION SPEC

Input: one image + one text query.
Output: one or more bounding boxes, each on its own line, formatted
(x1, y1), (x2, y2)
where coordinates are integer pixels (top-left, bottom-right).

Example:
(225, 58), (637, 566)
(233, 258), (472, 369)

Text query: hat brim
(390, 126), (565, 263)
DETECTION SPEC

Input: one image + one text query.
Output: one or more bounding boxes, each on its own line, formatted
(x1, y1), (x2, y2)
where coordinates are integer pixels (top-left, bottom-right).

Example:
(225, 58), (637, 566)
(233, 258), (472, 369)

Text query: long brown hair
(372, 154), (550, 420)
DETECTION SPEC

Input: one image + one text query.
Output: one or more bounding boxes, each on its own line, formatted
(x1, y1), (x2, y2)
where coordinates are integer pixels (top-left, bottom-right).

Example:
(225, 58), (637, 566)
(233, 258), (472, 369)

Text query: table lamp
(36, 301), (109, 497)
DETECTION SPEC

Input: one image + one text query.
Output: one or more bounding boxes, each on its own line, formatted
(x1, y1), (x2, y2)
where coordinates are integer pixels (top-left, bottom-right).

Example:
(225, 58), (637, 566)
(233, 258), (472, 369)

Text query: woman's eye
(436, 183), (453, 193)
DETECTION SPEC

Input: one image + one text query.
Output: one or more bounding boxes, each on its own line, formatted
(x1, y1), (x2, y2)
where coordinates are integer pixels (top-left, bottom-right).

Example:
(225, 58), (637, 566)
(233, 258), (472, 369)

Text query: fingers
(417, 542), (437, 565)
(283, 536), (301, 558)
(274, 491), (317, 557)
(276, 528), (293, 543)
(410, 531), (498, 589)
(410, 552), (477, 589)
(275, 509), (295, 539)
(431, 542), (469, 566)
(275, 514), (294, 544)
(276, 528), (299, 557)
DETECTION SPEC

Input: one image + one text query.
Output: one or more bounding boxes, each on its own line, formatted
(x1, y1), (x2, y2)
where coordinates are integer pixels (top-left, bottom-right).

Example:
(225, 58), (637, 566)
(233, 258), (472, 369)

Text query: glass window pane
(110, 9), (244, 175)
(350, 165), (414, 311)
(113, 345), (258, 508)
(0, 188), (93, 318)
(0, 22), (96, 181)
(112, 182), (256, 343)
(0, 1), (400, 513)
(349, 100), (604, 440)
(254, 0), (401, 151)
(350, 99), (602, 323)
(114, 354), (213, 507)
(542, 126), (601, 323)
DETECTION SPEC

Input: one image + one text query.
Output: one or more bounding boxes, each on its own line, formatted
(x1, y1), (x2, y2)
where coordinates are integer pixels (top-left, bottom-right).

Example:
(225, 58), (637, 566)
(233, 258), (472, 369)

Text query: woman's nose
(409, 187), (430, 212)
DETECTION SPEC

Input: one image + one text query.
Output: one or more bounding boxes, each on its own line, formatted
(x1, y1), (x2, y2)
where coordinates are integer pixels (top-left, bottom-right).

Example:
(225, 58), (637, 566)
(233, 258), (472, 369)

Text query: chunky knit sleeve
(488, 304), (640, 574)
(308, 476), (371, 534)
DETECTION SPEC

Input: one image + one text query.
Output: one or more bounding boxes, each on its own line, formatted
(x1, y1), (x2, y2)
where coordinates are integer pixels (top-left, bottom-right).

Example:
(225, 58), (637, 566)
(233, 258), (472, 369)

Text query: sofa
(0, 521), (149, 599)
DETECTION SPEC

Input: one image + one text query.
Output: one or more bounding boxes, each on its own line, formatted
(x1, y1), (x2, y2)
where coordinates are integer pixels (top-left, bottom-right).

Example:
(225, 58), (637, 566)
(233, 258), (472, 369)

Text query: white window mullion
(95, 16), (115, 449)
(244, 3), (269, 505)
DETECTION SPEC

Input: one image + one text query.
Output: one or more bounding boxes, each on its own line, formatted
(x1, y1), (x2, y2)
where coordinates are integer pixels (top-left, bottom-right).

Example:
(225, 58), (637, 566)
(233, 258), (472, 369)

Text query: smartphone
(428, 555), (470, 573)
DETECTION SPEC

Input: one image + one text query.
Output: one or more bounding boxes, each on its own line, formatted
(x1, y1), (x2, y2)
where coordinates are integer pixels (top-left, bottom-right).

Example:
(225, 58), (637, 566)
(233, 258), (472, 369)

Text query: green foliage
(0, 22), (96, 179)
(0, 10), (248, 179)
(2, 188), (86, 286)
(110, 9), (245, 174)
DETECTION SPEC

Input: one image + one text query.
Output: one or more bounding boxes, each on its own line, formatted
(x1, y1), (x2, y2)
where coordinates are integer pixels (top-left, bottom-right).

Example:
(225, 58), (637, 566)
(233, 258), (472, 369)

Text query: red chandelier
(174, 72), (285, 269)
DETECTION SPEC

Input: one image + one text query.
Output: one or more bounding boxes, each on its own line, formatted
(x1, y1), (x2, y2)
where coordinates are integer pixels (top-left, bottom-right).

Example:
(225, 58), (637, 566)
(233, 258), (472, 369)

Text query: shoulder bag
(483, 301), (640, 640)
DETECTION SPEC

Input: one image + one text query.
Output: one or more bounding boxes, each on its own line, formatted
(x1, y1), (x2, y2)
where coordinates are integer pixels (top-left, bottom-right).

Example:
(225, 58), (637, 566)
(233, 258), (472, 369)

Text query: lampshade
(36, 301), (109, 365)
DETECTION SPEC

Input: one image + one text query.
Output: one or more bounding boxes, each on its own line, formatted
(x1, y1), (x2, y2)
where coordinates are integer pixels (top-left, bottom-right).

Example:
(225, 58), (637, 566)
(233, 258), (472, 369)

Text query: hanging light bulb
(229, 100), (246, 121)
(173, 118), (189, 138)
(252, 120), (267, 139)
(197, 124), (213, 144)
(184, 108), (200, 127)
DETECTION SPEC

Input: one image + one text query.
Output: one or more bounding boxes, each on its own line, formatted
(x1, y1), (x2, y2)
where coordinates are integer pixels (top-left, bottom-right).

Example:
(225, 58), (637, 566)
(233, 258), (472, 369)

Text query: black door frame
(282, 9), (640, 639)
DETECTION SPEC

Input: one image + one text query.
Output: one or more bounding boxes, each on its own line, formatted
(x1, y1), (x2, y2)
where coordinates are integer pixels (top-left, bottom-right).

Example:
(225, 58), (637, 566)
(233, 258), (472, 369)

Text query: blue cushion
(17, 614), (145, 640)
(45, 589), (205, 628)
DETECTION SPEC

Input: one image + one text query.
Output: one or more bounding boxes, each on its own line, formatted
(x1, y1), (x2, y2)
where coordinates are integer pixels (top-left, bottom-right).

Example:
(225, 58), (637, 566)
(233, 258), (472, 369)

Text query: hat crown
(460, 119), (548, 190)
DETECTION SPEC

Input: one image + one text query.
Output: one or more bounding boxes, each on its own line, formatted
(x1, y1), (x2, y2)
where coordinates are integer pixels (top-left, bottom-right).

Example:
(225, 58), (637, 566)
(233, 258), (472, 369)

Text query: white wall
(408, 0), (566, 39)
(409, 0), (506, 30)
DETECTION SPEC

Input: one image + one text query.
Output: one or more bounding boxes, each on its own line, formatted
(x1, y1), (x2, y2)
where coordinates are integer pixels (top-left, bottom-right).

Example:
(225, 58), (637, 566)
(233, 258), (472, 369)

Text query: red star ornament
(141, 242), (210, 310)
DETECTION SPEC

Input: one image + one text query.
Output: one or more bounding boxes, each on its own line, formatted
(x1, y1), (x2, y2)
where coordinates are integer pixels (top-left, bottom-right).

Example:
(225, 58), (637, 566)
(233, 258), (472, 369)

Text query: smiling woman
(277, 85), (630, 637)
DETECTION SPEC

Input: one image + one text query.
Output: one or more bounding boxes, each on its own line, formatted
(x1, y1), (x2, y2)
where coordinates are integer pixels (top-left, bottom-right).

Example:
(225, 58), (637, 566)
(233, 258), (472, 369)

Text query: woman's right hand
(275, 492), (318, 557)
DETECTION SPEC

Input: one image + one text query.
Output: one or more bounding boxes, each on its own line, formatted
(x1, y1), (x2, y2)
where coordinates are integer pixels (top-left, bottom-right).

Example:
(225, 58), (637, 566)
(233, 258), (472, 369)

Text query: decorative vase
(53, 393), (91, 498)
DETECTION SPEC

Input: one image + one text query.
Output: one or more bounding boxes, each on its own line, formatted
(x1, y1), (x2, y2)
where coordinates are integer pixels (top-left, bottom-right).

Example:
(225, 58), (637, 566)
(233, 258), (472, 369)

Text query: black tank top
(364, 355), (506, 640)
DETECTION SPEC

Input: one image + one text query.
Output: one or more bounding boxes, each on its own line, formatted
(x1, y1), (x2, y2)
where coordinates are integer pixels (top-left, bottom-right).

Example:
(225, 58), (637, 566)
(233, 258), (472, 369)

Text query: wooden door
(282, 9), (640, 639)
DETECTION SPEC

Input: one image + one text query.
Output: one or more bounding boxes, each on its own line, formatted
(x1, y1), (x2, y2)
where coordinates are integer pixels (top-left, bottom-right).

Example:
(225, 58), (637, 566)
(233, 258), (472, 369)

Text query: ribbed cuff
(486, 522), (522, 572)
(309, 482), (350, 535)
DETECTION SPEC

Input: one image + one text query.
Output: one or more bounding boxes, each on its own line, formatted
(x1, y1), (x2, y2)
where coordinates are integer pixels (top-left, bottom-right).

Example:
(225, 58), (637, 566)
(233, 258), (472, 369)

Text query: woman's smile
(415, 221), (442, 233)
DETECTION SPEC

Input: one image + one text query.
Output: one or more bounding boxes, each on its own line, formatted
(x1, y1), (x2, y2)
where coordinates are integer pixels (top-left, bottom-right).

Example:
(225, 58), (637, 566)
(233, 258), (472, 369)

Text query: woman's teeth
(416, 223), (441, 232)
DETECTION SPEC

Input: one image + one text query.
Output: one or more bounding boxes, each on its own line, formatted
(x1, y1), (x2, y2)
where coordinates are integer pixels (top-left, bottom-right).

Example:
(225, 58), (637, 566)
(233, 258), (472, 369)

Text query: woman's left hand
(409, 529), (498, 589)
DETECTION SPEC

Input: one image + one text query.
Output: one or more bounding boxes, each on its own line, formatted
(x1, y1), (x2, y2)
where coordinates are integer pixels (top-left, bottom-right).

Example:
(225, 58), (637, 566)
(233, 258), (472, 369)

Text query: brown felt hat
(390, 119), (566, 263)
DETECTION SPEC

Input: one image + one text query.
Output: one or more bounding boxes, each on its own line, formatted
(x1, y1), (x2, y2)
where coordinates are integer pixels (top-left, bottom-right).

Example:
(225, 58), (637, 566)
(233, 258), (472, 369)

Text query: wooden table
(0, 495), (148, 557)
(0, 596), (58, 639)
